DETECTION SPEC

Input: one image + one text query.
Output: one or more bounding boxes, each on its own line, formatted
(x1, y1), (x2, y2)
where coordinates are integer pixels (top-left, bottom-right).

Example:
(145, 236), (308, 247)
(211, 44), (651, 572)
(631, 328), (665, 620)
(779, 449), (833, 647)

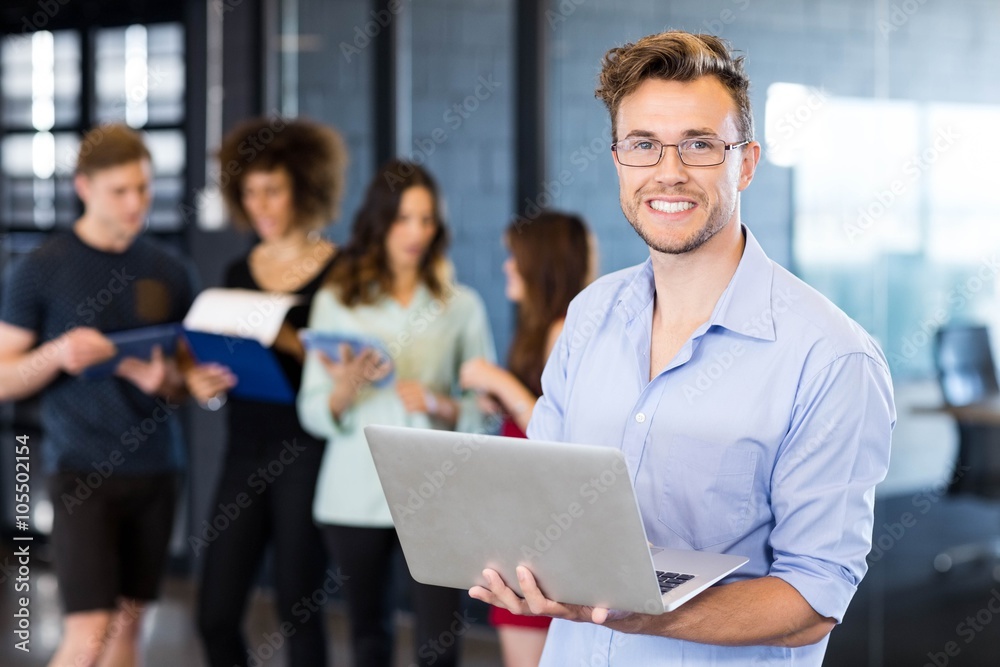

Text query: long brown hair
(507, 211), (593, 396)
(326, 159), (450, 305)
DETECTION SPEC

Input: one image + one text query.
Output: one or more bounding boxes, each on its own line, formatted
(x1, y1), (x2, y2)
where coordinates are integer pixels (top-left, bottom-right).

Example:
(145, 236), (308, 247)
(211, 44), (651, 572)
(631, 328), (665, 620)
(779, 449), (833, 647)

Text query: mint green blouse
(297, 281), (497, 527)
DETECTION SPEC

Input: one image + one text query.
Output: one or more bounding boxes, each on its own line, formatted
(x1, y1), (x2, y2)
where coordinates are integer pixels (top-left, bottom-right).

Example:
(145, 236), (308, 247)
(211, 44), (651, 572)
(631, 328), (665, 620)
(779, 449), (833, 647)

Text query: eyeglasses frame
(611, 137), (752, 168)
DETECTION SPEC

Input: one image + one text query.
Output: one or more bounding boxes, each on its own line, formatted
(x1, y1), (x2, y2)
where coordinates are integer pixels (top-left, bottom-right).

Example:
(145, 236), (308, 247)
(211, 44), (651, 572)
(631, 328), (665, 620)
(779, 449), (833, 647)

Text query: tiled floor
(0, 558), (504, 667)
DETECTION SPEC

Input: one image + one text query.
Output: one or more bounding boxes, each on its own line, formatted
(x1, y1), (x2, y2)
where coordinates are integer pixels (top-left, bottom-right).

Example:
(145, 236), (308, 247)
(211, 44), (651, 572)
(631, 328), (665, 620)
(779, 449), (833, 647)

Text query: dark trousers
(196, 423), (328, 667)
(321, 523), (464, 667)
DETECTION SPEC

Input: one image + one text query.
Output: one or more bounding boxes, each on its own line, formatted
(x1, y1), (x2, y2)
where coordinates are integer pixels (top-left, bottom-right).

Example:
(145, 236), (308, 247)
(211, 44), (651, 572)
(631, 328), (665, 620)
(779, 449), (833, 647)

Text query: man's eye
(687, 139), (713, 151)
(634, 140), (656, 151)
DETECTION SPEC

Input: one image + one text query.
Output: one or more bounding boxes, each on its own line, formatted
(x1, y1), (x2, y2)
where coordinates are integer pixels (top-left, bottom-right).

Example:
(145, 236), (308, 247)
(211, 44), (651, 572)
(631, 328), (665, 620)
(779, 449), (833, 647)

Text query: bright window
(769, 84), (1000, 378)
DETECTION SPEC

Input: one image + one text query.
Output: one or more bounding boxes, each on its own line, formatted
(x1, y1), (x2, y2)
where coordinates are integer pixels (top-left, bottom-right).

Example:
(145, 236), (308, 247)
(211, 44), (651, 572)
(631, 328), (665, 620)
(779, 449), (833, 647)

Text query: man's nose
(651, 146), (689, 185)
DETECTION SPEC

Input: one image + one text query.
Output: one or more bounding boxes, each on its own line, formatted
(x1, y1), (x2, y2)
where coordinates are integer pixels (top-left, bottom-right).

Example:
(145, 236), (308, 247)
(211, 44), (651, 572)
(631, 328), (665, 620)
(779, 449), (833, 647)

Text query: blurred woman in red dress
(460, 210), (596, 667)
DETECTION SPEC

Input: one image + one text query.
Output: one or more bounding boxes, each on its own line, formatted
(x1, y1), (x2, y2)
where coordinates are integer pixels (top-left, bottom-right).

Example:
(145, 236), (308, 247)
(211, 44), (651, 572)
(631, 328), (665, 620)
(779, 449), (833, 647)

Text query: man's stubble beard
(621, 189), (736, 255)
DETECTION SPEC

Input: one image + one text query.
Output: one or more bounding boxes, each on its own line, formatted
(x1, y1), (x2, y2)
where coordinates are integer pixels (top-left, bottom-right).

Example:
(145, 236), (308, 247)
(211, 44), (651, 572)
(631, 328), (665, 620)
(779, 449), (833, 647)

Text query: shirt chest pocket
(657, 435), (758, 549)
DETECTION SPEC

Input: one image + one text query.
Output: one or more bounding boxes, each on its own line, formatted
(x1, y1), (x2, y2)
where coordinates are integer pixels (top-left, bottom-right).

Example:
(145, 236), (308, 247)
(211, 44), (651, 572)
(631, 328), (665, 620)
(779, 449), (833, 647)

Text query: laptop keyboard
(656, 570), (696, 593)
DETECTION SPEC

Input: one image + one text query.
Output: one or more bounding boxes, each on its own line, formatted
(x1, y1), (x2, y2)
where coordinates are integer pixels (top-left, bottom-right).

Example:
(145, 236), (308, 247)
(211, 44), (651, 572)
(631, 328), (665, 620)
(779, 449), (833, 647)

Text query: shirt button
(635, 412), (646, 423)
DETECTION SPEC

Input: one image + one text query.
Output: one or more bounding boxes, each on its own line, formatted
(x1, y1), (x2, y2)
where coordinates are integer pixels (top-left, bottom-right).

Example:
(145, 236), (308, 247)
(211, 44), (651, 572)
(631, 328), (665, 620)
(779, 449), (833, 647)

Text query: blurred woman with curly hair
(186, 116), (347, 667)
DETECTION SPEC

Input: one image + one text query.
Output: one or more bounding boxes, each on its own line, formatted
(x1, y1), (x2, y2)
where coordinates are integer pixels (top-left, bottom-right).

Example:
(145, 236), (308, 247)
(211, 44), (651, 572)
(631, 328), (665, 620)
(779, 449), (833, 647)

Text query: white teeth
(649, 200), (695, 213)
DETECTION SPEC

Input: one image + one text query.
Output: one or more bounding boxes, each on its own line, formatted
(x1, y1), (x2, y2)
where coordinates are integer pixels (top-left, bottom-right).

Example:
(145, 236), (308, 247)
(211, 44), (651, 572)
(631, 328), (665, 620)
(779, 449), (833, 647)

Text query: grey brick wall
(295, 0), (516, 358)
(296, 0), (376, 247)
(289, 0), (1000, 367)
(409, 0), (515, 358)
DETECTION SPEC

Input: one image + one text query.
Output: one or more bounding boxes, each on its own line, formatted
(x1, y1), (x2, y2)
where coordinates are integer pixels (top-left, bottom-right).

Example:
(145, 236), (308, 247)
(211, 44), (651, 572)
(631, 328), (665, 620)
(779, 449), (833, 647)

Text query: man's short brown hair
(596, 31), (754, 142)
(75, 124), (151, 176)
(217, 116), (348, 232)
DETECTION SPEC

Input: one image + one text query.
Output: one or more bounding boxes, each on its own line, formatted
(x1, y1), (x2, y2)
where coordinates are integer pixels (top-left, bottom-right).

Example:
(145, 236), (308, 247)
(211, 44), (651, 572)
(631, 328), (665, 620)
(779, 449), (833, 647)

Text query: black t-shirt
(223, 253), (334, 435)
(0, 231), (197, 475)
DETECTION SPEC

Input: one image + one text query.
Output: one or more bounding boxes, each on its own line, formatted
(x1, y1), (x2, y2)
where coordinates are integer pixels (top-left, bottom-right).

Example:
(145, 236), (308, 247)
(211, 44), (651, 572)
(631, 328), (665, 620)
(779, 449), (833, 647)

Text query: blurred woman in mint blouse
(297, 159), (496, 667)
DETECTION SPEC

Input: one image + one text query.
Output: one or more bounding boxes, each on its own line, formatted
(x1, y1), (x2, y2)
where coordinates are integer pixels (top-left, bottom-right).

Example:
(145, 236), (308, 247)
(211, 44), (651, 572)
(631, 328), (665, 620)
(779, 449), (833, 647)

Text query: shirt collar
(614, 225), (776, 342)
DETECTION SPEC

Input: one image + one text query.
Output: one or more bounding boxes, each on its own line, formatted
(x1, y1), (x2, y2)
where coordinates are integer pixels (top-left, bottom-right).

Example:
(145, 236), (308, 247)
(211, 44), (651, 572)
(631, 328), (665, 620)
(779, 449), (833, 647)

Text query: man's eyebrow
(621, 130), (657, 139)
(680, 128), (721, 138)
(621, 128), (722, 140)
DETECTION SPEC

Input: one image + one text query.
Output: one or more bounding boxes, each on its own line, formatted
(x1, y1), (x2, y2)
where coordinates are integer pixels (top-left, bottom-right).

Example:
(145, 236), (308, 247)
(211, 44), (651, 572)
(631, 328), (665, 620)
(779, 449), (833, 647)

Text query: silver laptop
(364, 424), (748, 614)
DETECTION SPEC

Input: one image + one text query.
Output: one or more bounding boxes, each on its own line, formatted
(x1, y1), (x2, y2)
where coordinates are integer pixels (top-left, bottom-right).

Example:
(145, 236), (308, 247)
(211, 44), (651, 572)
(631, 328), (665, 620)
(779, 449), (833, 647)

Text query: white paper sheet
(182, 288), (303, 346)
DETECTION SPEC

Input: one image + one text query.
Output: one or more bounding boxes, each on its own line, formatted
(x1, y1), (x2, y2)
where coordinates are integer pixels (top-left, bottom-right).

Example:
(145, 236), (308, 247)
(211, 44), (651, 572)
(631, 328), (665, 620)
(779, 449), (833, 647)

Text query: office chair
(932, 324), (1000, 578)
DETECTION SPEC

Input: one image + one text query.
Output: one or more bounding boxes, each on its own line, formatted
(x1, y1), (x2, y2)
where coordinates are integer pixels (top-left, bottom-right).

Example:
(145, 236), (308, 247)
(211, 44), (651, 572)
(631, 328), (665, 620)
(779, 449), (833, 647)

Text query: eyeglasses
(611, 136), (750, 167)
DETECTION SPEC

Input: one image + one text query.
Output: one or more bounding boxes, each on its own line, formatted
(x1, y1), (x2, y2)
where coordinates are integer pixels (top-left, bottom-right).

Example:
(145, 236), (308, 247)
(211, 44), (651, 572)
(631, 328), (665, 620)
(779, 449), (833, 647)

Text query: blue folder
(183, 330), (295, 404)
(82, 323), (183, 379)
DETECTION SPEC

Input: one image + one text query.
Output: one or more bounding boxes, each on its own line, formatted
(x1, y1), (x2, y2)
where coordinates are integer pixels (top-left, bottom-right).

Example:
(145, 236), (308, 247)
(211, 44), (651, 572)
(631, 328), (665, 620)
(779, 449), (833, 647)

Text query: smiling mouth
(649, 200), (696, 214)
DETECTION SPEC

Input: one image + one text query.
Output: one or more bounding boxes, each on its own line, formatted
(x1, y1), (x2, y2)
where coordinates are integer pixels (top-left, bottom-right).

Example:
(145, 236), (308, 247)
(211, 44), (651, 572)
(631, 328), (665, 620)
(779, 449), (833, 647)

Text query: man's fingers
(479, 569), (532, 614)
(468, 585), (496, 605)
(474, 566), (605, 624)
(516, 566), (603, 622)
(516, 566), (556, 615)
(84, 331), (116, 357)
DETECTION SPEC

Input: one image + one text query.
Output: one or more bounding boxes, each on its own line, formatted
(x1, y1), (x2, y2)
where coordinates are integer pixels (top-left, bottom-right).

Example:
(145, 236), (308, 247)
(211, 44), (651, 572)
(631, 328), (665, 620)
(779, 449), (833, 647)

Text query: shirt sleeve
(0, 255), (42, 334)
(453, 289), (498, 434)
(767, 351), (895, 623)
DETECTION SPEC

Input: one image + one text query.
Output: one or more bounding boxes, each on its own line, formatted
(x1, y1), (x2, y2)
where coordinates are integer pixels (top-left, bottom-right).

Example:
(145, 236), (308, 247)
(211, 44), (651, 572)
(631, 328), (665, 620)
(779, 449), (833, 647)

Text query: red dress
(488, 418), (553, 630)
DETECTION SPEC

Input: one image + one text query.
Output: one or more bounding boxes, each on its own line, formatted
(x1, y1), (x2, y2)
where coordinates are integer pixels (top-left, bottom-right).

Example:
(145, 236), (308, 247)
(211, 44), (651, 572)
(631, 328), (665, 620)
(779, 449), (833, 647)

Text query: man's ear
(737, 141), (761, 192)
(74, 173), (90, 204)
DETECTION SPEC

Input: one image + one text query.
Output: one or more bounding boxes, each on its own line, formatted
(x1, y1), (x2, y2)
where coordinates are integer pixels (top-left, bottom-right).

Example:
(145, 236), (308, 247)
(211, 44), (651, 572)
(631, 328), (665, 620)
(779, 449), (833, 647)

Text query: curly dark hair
(217, 116), (347, 231)
(595, 31), (754, 142)
(325, 159), (450, 306)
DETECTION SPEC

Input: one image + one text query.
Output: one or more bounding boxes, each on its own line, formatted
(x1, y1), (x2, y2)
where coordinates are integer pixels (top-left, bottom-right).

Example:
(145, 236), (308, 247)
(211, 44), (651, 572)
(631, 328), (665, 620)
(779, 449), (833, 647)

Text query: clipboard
(182, 288), (304, 405)
(182, 330), (295, 404)
(82, 323), (183, 379)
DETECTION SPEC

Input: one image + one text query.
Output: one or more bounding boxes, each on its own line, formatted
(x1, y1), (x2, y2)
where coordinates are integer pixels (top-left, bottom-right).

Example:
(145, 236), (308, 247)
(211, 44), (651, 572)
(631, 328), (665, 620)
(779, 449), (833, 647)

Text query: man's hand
(470, 566), (645, 630)
(474, 566), (838, 647)
(56, 327), (116, 375)
(115, 345), (179, 395)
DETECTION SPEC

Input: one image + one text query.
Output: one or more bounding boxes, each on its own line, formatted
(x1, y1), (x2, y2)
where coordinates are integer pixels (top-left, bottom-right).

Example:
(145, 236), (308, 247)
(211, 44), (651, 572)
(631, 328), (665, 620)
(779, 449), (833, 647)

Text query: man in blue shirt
(470, 31), (895, 665)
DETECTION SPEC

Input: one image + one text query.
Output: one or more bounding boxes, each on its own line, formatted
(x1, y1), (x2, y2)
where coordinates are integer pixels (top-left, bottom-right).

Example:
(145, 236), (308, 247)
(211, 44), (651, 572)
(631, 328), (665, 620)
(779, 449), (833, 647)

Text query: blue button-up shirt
(529, 227), (895, 666)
